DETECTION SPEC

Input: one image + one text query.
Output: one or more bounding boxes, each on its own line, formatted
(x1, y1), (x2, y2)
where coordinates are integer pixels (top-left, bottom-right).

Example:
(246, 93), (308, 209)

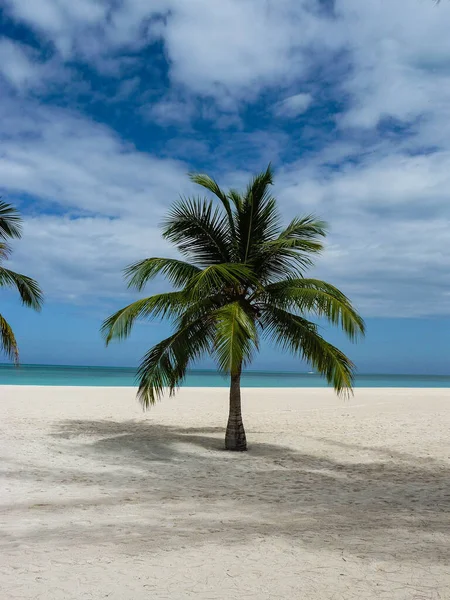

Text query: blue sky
(0, 0), (449, 374)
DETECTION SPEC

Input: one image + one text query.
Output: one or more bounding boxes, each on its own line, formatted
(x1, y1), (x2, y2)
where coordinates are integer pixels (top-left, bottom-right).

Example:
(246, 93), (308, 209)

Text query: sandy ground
(1, 386), (450, 600)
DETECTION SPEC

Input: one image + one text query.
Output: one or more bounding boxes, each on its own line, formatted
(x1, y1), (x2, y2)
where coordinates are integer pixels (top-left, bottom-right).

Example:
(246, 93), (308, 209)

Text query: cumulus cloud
(0, 99), (189, 219)
(276, 148), (450, 317)
(0, 38), (67, 92)
(0, 98), (191, 304)
(1, 0), (450, 320)
(273, 93), (312, 118)
(3, 0), (110, 58)
(141, 98), (195, 126)
(0, 38), (40, 89)
(3, 0), (340, 100)
(8, 215), (174, 304)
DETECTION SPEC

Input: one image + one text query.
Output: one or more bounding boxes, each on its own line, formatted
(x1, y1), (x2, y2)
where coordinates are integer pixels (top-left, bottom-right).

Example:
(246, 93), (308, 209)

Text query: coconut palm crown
(102, 166), (365, 451)
(0, 201), (43, 361)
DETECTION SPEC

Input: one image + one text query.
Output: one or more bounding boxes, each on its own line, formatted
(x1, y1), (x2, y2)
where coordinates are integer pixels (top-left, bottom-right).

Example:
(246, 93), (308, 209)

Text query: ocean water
(0, 364), (449, 388)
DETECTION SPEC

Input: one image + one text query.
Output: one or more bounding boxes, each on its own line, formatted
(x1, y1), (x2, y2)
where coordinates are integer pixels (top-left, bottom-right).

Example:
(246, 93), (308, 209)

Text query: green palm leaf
(0, 242), (11, 260)
(262, 278), (365, 340)
(261, 306), (354, 394)
(227, 189), (243, 212)
(0, 202), (43, 364)
(212, 302), (258, 374)
(0, 313), (19, 363)
(137, 318), (213, 408)
(237, 165), (281, 263)
(279, 215), (328, 241)
(101, 291), (188, 344)
(189, 173), (237, 241)
(185, 263), (259, 298)
(124, 257), (201, 291)
(163, 196), (231, 265)
(0, 268), (43, 310)
(0, 201), (22, 240)
(255, 215), (327, 279)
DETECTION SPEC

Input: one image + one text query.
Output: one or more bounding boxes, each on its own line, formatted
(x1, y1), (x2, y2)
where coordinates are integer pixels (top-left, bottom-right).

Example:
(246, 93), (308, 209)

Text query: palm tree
(102, 166), (365, 451)
(0, 201), (43, 361)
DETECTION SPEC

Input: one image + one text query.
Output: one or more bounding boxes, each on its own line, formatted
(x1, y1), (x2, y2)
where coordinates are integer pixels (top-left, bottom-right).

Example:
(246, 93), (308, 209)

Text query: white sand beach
(1, 386), (450, 599)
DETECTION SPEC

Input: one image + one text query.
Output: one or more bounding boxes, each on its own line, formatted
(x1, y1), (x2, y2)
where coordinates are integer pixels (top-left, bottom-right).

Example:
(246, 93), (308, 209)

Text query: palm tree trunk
(225, 367), (247, 451)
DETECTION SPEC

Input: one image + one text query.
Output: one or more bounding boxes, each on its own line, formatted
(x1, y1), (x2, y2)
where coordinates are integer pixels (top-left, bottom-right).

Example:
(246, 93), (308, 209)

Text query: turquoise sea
(0, 364), (449, 387)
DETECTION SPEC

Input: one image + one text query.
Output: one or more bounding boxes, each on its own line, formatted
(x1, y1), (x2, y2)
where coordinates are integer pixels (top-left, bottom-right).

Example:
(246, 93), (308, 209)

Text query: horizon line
(0, 363), (449, 379)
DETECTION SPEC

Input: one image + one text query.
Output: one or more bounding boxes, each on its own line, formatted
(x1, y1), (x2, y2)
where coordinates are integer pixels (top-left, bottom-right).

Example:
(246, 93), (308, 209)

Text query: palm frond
(256, 240), (319, 280)
(254, 215), (327, 280)
(124, 257), (201, 291)
(186, 263), (259, 298)
(101, 291), (189, 344)
(244, 164), (274, 207)
(261, 306), (355, 394)
(0, 268), (43, 310)
(0, 201), (22, 240)
(0, 242), (11, 260)
(236, 164), (281, 263)
(0, 313), (19, 363)
(212, 302), (258, 374)
(189, 173), (237, 240)
(263, 278), (365, 341)
(163, 196), (231, 265)
(227, 189), (243, 212)
(137, 319), (213, 408)
(279, 215), (328, 241)
(175, 293), (228, 328)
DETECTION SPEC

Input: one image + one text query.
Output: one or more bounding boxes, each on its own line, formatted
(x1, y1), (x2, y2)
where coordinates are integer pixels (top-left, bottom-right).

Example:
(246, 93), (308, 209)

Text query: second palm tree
(0, 201), (43, 361)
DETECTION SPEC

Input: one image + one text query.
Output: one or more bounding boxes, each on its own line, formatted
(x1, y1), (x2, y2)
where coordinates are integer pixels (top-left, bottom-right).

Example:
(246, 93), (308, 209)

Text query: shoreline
(2, 366), (450, 390)
(2, 384), (450, 391)
(3, 361), (449, 376)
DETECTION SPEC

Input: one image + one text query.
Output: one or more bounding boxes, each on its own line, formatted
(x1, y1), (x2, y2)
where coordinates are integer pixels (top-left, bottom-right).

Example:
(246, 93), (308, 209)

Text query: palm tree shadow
(10, 418), (450, 565)
(53, 419), (227, 458)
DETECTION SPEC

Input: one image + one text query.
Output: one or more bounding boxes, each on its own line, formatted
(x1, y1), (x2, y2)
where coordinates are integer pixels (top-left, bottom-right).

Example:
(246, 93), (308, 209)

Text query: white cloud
(0, 103), (192, 305)
(273, 93), (312, 118)
(8, 215), (173, 304)
(0, 38), (66, 92)
(0, 98), (192, 303)
(7, 141), (449, 317)
(1, 0), (450, 320)
(160, 0), (330, 99)
(4, 0), (449, 139)
(317, 215), (450, 318)
(141, 98), (195, 125)
(3, 0), (450, 122)
(336, 0), (450, 131)
(2, 91), (450, 317)
(2, 0), (340, 100)
(4, 0), (109, 58)
(0, 38), (39, 89)
(0, 99), (189, 219)
(276, 149), (450, 317)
